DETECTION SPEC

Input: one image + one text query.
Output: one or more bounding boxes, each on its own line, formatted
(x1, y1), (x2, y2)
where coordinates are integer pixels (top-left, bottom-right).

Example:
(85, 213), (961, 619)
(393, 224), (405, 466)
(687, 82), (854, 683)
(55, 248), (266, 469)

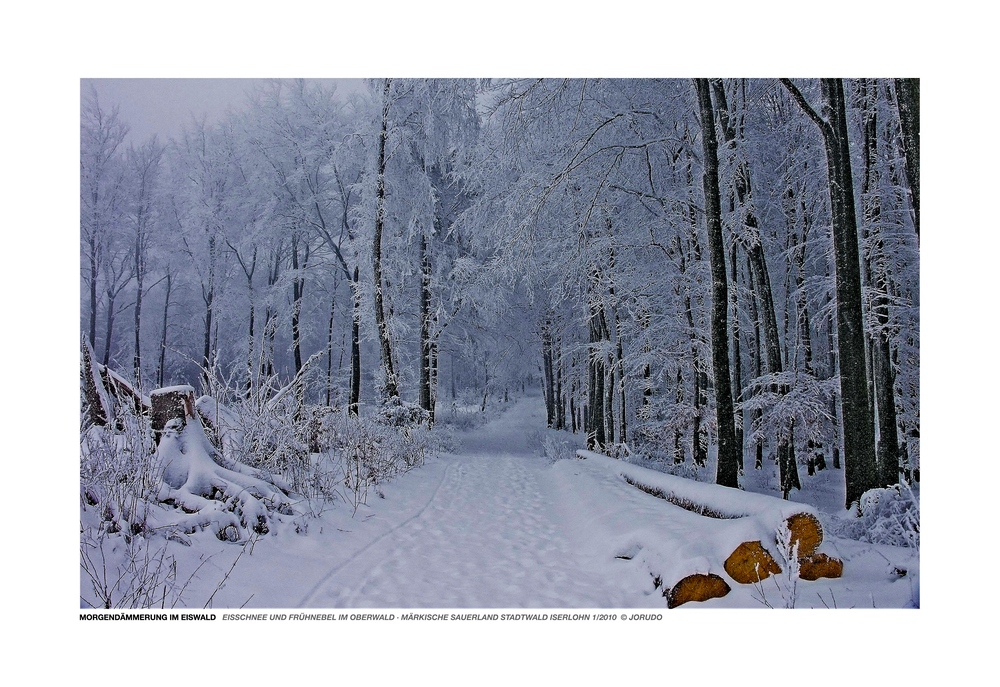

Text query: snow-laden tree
(81, 87), (130, 361)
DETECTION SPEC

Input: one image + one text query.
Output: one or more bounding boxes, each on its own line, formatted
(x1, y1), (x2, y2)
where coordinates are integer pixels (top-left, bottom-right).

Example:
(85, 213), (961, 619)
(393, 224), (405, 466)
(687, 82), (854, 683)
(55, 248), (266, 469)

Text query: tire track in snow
(295, 459), (455, 608)
(309, 450), (623, 607)
(297, 397), (646, 608)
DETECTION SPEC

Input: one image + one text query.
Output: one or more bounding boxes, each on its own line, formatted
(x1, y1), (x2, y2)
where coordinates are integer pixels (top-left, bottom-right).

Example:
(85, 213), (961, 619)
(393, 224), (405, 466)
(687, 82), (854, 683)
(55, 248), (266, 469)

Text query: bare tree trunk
(201, 234), (216, 390)
(326, 291), (336, 407)
(587, 301), (607, 450)
(730, 241), (743, 471)
(861, 80), (901, 487)
(350, 266), (361, 415)
(694, 78), (739, 488)
(373, 78), (399, 400)
(542, 319), (555, 427)
(781, 78), (878, 507)
(419, 231), (435, 422)
(893, 78), (920, 241)
(291, 232), (309, 375)
(157, 270), (172, 389)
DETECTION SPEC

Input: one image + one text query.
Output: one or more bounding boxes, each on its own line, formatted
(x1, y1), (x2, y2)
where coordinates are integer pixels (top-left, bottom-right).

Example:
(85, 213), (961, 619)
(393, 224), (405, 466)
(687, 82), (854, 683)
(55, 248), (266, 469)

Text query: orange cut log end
(785, 512), (823, 557)
(665, 573), (731, 609)
(798, 553), (844, 581)
(724, 541), (782, 584)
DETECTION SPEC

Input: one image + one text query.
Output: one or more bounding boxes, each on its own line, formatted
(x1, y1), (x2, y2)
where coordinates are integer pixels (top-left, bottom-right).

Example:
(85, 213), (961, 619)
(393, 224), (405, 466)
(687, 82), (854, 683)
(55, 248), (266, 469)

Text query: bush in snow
(834, 482), (920, 549)
(324, 409), (436, 512)
(80, 404), (160, 538)
(374, 396), (431, 428)
(528, 429), (576, 463)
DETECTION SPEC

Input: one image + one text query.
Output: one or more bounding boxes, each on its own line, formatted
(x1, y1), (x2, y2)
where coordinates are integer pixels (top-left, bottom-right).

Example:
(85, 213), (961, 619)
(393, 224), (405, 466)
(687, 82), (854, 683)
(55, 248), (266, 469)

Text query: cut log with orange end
(665, 573), (731, 609)
(724, 541), (782, 584)
(798, 553), (843, 581)
(785, 512), (823, 557)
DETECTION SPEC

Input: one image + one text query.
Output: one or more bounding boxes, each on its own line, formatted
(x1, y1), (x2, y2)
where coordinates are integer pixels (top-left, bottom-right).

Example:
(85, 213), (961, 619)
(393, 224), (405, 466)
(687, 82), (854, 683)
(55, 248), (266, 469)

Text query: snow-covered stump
(150, 386), (293, 542)
(151, 386), (197, 441)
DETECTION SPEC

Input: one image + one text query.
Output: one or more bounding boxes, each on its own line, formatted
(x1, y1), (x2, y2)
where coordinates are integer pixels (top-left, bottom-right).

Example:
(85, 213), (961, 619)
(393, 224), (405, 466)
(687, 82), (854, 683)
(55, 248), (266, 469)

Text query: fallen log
(575, 450), (842, 589)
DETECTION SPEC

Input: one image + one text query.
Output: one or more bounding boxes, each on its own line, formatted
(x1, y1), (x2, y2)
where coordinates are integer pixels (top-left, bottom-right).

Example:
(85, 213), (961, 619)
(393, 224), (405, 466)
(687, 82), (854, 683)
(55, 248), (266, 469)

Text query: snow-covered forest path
(294, 397), (644, 608)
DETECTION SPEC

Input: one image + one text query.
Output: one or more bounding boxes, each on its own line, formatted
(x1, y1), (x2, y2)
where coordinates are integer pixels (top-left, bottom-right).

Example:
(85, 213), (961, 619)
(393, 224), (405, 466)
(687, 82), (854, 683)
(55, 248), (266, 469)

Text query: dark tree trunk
(570, 358), (578, 434)
(290, 232), (309, 376)
(102, 291), (116, 369)
(730, 241), (743, 471)
(157, 271), (172, 389)
(133, 257), (144, 388)
(373, 78), (399, 401)
(694, 79), (739, 488)
(326, 291), (336, 407)
(606, 352), (615, 445)
(201, 235), (216, 390)
(781, 78), (878, 507)
(674, 368), (685, 464)
(712, 79), (788, 484)
(745, 256), (764, 470)
(861, 80), (902, 488)
(419, 231), (434, 422)
(350, 266), (361, 415)
(555, 336), (565, 430)
(826, 291), (841, 471)
(587, 301), (607, 450)
(542, 319), (556, 427)
(893, 78), (920, 240)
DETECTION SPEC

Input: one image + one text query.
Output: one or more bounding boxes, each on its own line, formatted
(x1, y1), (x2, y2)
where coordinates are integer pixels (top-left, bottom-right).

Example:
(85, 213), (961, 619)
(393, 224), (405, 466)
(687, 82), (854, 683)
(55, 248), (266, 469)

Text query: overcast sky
(82, 78), (366, 144)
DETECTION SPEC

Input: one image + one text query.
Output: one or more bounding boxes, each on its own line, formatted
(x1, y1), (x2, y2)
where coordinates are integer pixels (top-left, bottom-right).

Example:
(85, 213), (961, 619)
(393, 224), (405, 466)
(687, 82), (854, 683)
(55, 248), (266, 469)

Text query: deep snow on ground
(99, 393), (918, 611)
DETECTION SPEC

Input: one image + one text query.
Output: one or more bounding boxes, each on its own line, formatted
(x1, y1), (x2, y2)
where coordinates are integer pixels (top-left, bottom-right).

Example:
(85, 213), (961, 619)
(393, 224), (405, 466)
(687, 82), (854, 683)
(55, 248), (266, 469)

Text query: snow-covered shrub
(310, 404), (436, 509)
(540, 432), (574, 463)
(833, 483), (920, 548)
(80, 405), (160, 537)
(196, 392), (306, 484)
(604, 442), (632, 460)
(80, 526), (179, 609)
(751, 521), (801, 609)
(374, 396), (431, 428)
(439, 400), (488, 431)
(80, 521), (258, 609)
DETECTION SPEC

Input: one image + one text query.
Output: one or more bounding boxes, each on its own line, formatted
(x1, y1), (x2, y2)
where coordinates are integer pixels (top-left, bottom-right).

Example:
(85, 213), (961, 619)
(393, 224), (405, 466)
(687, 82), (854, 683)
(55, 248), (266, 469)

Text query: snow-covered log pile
(151, 386), (293, 541)
(570, 450), (843, 608)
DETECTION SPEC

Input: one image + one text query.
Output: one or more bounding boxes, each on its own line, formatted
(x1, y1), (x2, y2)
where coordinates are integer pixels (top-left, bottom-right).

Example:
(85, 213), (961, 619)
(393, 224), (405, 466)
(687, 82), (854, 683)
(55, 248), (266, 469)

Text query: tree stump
(151, 386), (197, 441)
(724, 541), (782, 584)
(665, 573), (731, 609)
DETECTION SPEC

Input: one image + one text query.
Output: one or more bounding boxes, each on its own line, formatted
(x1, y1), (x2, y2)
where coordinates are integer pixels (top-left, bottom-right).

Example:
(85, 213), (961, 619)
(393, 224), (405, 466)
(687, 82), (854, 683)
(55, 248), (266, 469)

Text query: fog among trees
(82, 78), (919, 507)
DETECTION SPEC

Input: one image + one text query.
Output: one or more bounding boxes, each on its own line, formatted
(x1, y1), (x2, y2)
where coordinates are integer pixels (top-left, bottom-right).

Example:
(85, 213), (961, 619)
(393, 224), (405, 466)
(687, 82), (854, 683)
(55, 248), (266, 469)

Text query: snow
(86, 394), (918, 612)
(150, 384), (196, 396)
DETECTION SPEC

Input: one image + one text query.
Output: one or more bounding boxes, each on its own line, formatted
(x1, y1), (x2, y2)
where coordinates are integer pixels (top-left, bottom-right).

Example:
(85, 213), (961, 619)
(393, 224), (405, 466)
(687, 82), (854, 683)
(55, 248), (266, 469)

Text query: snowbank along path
(295, 397), (652, 608)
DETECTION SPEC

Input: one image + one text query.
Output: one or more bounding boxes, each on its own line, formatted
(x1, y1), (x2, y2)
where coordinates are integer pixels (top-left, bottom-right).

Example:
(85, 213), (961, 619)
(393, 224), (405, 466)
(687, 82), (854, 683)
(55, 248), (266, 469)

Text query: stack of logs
(666, 511), (844, 609)
(576, 449), (844, 609)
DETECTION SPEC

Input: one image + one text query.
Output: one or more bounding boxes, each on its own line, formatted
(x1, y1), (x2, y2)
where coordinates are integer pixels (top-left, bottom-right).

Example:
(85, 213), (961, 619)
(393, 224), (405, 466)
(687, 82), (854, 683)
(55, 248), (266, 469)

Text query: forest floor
(89, 394), (918, 610)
